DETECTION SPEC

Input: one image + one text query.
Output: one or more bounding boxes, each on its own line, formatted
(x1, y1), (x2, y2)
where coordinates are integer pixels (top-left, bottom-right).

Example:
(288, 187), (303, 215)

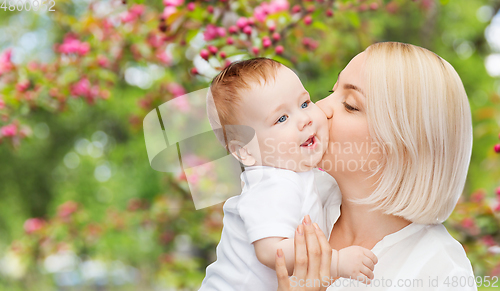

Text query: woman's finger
(362, 256), (375, 271)
(303, 216), (321, 277)
(313, 223), (332, 281)
(294, 224), (308, 280)
(276, 249), (290, 291)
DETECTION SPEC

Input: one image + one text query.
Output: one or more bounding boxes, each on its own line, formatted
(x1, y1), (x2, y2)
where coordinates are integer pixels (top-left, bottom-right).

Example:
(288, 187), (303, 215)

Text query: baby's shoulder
(242, 167), (304, 190)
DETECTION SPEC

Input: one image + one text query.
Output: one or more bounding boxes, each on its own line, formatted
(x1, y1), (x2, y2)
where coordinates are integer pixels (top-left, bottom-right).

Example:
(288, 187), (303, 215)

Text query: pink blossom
(268, 22), (276, 31)
(183, 154), (209, 168)
(58, 36), (91, 56)
(16, 80), (30, 92)
(0, 48), (14, 75)
(270, 0), (289, 11)
(27, 61), (39, 71)
(482, 235), (496, 247)
(187, 2), (195, 10)
(167, 83), (186, 97)
(0, 97), (4, 110)
(228, 26), (238, 34)
(58, 201), (78, 219)
(71, 78), (91, 97)
(262, 37), (272, 48)
(216, 27), (227, 37)
(78, 42), (90, 55)
(461, 217), (475, 228)
(172, 96), (190, 112)
(1, 124), (17, 137)
(156, 51), (172, 65)
(24, 218), (45, 234)
(97, 55), (109, 67)
(120, 11), (137, 23)
(253, 4), (270, 22)
(236, 17), (248, 29)
(129, 4), (144, 16)
(243, 26), (252, 35)
(186, 172), (199, 184)
(162, 6), (177, 19)
(147, 33), (164, 48)
(470, 190), (485, 203)
(163, 0), (184, 7)
(275, 45), (284, 55)
(0, 48), (12, 63)
(254, 0), (289, 21)
(204, 24), (219, 41)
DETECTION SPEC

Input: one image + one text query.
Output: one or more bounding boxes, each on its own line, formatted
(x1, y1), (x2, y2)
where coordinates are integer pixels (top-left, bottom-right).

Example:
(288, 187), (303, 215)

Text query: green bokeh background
(0, 0), (499, 290)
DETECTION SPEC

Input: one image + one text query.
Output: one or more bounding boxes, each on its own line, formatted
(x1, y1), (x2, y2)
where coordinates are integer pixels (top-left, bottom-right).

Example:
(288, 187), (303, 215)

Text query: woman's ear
(228, 140), (256, 166)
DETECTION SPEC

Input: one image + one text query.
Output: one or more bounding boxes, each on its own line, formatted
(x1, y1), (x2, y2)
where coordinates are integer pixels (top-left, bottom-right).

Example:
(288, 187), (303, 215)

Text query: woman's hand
(275, 215), (332, 291)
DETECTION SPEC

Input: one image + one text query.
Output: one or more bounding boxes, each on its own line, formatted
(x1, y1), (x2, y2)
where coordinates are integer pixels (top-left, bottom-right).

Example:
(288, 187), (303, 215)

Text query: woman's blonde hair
(359, 42), (472, 224)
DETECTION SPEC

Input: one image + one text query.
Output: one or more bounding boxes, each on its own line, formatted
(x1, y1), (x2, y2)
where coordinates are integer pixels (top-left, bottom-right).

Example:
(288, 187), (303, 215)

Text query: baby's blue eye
(301, 101), (309, 109)
(277, 115), (287, 123)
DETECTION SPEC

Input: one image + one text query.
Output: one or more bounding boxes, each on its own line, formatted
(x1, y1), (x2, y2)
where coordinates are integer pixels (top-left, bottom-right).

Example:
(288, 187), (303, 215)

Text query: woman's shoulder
(401, 224), (474, 275)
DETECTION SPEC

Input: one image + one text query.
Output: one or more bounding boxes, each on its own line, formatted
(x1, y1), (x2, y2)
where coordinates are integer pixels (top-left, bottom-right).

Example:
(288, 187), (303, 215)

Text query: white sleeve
(436, 267), (477, 291)
(312, 168), (341, 206)
(238, 177), (303, 244)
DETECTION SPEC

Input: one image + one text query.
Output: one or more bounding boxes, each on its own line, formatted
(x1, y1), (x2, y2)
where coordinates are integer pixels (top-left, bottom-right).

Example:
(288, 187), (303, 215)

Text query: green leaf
(186, 29), (199, 43)
(60, 69), (79, 84)
(312, 21), (328, 31)
(271, 55), (293, 68)
(345, 11), (360, 28)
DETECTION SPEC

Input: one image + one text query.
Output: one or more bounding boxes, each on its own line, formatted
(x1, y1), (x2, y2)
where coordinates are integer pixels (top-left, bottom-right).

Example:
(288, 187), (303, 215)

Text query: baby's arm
(253, 237), (295, 276)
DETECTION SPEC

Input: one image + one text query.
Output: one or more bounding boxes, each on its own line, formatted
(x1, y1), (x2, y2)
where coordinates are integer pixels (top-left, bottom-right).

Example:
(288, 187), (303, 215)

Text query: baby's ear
(228, 140), (256, 166)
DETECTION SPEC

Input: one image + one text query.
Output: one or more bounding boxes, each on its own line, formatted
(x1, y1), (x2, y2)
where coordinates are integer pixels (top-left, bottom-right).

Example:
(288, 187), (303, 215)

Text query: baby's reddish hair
(207, 58), (282, 148)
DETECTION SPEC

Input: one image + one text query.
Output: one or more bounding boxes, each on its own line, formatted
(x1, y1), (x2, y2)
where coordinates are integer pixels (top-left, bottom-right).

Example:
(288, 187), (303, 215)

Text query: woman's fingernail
(313, 222), (319, 230)
(297, 224), (304, 235)
(277, 249), (283, 258)
(303, 215), (311, 225)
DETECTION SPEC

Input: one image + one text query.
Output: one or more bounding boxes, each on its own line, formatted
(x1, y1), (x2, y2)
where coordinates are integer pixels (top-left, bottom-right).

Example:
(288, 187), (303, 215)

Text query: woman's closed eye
(342, 101), (359, 112)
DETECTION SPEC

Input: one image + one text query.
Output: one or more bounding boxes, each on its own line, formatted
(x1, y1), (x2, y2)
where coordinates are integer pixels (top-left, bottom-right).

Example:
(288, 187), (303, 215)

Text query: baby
(200, 58), (377, 290)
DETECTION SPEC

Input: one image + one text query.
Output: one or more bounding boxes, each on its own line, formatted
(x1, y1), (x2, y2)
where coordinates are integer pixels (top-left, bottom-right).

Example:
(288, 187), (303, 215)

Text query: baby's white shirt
(198, 166), (330, 291)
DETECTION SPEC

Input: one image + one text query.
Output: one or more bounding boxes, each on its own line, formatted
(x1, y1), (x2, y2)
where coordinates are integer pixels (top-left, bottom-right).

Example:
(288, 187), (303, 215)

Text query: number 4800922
(1, 0), (56, 12)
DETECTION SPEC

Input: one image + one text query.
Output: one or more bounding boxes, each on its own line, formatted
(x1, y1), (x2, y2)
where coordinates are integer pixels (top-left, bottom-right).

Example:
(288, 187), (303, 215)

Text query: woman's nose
(316, 97), (334, 119)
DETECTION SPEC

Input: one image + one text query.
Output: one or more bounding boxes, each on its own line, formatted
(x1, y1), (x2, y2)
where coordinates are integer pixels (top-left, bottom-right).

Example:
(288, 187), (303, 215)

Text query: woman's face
(316, 52), (382, 178)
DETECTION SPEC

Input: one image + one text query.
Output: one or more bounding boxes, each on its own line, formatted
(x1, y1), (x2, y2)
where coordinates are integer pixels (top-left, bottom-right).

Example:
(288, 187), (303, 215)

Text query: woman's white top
(199, 166), (328, 291)
(313, 169), (478, 291)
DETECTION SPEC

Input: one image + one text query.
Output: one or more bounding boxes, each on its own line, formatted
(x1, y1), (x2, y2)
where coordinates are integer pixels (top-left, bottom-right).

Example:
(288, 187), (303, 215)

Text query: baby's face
(237, 65), (329, 172)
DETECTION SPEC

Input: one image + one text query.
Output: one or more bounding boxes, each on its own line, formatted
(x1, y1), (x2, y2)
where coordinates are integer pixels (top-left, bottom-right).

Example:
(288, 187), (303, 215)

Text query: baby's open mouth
(300, 135), (316, 148)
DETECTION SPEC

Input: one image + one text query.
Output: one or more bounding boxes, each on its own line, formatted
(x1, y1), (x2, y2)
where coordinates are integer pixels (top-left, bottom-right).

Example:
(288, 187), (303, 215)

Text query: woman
(276, 42), (476, 291)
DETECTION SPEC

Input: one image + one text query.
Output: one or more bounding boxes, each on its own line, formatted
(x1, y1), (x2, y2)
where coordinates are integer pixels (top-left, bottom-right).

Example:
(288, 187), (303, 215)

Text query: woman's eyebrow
(337, 70), (365, 97)
(344, 84), (365, 97)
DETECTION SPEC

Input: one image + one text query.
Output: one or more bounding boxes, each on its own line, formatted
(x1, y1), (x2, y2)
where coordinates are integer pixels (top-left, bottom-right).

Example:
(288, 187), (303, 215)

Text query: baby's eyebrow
(267, 103), (286, 122)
